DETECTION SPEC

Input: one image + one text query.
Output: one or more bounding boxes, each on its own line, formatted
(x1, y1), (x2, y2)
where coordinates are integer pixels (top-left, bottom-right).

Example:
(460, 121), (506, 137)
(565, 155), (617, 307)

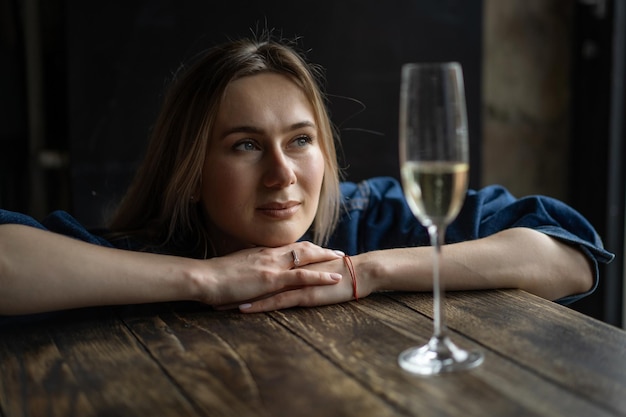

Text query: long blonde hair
(109, 36), (342, 257)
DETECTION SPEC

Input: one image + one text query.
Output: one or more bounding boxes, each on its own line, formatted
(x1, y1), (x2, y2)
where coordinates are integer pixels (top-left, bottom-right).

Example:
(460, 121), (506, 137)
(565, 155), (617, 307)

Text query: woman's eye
(233, 140), (259, 152)
(293, 135), (313, 147)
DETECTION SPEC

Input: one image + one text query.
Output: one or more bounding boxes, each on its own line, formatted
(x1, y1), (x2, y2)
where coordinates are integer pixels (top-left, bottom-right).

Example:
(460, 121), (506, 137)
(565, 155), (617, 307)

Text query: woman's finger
(238, 282), (350, 313)
(285, 268), (342, 286)
(286, 241), (344, 268)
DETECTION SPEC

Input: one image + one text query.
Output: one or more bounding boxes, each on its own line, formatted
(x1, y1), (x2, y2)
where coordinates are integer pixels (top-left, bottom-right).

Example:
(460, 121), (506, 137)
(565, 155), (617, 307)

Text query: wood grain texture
(121, 304), (402, 417)
(0, 309), (199, 417)
(389, 290), (626, 415)
(270, 294), (616, 417)
(1, 290), (625, 417)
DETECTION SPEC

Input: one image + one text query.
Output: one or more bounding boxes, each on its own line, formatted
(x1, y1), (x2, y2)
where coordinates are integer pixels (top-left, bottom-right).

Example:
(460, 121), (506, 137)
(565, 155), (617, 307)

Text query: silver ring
(291, 250), (300, 267)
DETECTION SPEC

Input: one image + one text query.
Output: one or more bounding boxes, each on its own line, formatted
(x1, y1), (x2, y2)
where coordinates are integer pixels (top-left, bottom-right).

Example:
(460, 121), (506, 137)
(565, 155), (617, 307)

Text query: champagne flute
(397, 62), (483, 375)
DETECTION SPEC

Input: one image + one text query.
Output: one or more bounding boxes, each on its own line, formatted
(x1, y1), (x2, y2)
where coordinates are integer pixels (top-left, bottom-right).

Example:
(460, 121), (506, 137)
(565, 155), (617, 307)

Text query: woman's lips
(257, 201), (301, 219)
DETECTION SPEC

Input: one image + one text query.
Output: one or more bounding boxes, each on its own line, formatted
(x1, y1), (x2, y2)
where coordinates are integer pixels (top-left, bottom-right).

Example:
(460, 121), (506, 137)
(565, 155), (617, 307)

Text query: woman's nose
(262, 148), (297, 188)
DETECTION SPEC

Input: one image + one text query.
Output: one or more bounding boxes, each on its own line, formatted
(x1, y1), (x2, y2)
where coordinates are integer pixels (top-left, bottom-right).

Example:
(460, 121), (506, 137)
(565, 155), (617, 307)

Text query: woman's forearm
(359, 227), (594, 301)
(0, 224), (197, 315)
(0, 225), (345, 315)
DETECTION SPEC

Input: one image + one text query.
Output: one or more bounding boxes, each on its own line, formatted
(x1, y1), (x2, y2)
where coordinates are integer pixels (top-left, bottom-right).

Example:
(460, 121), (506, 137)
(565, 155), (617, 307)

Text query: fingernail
(333, 250), (345, 256)
(239, 303), (252, 310)
(330, 273), (342, 281)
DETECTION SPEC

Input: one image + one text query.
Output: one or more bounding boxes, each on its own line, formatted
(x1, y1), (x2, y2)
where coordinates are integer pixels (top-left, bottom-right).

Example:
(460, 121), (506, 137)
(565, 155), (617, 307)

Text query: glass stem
(428, 224), (447, 338)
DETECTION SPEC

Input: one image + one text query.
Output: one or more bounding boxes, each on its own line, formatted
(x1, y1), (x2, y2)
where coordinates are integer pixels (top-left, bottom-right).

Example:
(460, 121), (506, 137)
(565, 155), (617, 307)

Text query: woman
(0, 36), (614, 316)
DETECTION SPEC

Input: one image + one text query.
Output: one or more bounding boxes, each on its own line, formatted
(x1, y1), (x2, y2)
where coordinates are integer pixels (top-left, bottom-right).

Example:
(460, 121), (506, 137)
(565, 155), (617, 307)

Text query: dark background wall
(568, 1), (625, 327)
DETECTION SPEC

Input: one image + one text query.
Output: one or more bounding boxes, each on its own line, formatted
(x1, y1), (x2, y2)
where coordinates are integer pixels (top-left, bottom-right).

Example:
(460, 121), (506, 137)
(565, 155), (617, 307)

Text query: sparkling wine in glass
(397, 62), (484, 375)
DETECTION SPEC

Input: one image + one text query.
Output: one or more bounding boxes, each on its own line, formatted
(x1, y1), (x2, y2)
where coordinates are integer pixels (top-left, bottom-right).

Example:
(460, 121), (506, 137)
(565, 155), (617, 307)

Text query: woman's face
(200, 72), (325, 252)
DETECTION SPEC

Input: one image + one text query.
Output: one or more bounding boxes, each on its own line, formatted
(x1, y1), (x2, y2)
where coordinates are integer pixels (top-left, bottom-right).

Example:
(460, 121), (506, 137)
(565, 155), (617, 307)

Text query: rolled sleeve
(0, 209), (113, 247)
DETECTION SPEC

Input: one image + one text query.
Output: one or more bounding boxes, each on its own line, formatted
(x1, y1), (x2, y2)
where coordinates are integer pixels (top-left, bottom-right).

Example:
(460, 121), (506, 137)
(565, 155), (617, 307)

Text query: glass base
(398, 335), (484, 375)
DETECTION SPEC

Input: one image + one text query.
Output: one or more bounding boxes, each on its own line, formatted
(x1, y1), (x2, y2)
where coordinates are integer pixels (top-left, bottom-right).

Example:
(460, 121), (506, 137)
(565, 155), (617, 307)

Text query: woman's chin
(257, 239), (297, 248)
(252, 234), (303, 248)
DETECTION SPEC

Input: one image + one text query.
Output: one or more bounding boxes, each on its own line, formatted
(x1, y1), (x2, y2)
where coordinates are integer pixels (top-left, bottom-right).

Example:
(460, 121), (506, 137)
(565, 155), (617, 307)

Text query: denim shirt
(0, 176), (614, 306)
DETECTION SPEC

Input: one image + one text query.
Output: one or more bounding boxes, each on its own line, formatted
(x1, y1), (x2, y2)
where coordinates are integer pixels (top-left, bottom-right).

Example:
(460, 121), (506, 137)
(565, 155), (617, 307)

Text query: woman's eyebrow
(220, 125), (262, 138)
(289, 121), (316, 130)
(220, 121), (316, 139)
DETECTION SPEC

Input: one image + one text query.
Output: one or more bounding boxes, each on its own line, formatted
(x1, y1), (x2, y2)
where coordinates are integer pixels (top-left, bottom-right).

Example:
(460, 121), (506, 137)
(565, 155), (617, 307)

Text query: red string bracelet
(343, 255), (358, 301)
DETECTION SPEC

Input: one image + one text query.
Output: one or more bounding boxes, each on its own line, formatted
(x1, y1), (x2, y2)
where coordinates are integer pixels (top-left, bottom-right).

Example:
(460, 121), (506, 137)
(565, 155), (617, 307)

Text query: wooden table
(1, 289), (625, 417)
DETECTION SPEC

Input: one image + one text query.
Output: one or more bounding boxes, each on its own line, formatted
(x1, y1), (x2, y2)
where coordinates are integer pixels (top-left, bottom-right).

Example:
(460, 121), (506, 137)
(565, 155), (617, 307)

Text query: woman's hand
(196, 241), (345, 307)
(226, 255), (373, 313)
